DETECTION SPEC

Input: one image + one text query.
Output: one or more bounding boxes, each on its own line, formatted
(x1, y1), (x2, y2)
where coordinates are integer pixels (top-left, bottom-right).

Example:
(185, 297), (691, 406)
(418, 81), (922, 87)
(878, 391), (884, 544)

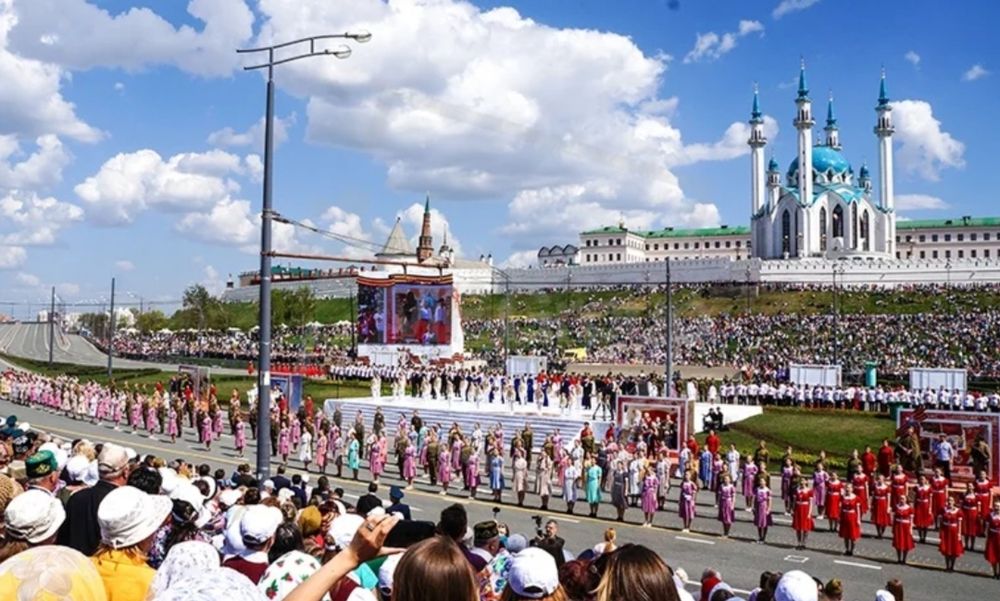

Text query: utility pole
(107, 277), (116, 379)
(504, 275), (510, 374)
(349, 290), (356, 357)
(665, 258), (673, 395)
(48, 286), (55, 366)
(238, 30), (369, 482)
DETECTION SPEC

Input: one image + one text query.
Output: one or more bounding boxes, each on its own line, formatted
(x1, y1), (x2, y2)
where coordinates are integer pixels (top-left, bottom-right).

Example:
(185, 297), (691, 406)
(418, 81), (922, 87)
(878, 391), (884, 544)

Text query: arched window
(851, 203), (858, 249)
(832, 205), (844, 238)
(819, 207), (828, 251)
(781, 210), (791, 255)
(861, 210), (870, 251)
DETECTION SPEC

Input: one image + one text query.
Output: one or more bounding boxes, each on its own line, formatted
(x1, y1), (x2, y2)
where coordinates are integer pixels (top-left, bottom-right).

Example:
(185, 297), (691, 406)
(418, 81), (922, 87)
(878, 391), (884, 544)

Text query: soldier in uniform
(522, 424), (534, 469)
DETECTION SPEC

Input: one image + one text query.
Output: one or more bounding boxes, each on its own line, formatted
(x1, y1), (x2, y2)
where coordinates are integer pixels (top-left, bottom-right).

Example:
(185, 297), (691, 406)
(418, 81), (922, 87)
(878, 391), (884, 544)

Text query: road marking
(784, 555), (809, 563)
(548, 515), (580, 524)
(833, 560), (882, 571)
(676, 536), (715, 545)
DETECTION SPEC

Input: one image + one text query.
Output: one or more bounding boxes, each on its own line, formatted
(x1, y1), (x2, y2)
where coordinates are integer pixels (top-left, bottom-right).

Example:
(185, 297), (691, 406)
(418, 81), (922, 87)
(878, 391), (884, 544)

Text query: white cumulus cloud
(74, 148), (247, 225)
(683, 19), (764, 63)
(889, 100), (965, 181)
(895, 194), (948, 210)
(6, 0), (254, 77)
(904, 51), (920, 68)
(0, 134), (70, 189)
(962, 64), (989, 81)
(115, 259), (135, 271)
(207, 114), (295, 152)
(772, 0), (821, 19)
(0, 190), (83, 246)
(0, 245), (26, 269)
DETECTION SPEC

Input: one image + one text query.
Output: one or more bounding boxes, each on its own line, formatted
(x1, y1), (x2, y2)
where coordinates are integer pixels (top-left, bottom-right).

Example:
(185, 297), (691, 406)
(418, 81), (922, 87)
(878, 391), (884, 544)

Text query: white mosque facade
(750, 64), (896, 260)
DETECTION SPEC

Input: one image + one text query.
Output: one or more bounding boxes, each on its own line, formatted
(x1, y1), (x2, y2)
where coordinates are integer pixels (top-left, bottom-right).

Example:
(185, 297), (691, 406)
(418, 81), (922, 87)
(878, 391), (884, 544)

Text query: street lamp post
(664, 257), (673, 394)
(238, 31), (370, 481)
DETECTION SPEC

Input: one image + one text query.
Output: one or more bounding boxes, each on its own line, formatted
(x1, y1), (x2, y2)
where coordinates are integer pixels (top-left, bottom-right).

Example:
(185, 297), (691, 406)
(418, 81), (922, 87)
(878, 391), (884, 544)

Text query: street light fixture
(238, 30), (371, 482)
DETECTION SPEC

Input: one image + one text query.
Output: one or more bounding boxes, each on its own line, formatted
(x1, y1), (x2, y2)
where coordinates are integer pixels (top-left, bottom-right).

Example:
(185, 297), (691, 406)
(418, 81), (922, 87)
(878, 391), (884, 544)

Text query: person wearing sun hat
(505, 547), (563, 600)
(92, 485), (172, 601)
(0, 488), (66, 562)
(222, 503), (284, 584)
(59, 442), (132, 555)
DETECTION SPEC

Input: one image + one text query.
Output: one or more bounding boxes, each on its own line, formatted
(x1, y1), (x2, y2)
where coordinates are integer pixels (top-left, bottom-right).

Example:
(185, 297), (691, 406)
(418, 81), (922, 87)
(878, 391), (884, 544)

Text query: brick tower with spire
(417, 194), (434, 262)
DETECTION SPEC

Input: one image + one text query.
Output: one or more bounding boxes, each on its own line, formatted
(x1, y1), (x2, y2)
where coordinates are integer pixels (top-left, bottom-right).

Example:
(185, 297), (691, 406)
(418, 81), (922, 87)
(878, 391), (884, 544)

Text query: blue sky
(0, 0), (995, 317)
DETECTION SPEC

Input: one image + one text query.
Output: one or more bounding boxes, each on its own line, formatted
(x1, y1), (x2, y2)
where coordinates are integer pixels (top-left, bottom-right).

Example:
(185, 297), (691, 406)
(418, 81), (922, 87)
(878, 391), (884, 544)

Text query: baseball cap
(97, 443), (129, 476)
(774, 570), (818, 601)
(3, 488), (65, 543)
(508, 547), (560, 599)
(389, 485), (404, 500)
(240, 504), (284, 546)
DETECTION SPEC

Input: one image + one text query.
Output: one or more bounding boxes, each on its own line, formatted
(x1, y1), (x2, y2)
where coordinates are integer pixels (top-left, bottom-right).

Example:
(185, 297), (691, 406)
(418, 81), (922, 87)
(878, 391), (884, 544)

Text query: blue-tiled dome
(787, 146), (853, 179)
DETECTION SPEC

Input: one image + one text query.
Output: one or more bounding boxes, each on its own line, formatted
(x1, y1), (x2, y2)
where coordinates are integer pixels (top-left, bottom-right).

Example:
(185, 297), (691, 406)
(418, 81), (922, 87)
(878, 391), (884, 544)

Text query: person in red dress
(838, 482), (862, 556)
(861, 445), (877, 478)
(871, 474), (892, 539)
(913, 474), (934, 543)
(974, 470), (993, 532)
(890, 464), (908, 509)
(961, 482), (981, 551)
(930, 467), (949, 527)
(852, 465), (870, 516)
(792, 478), (814, 550)
(985, 499), (1000, 579)
(939, 495), (964, 572)
(893, 496), (915, 564)
(825, 472), (843, 532)
(877, 439), (894, 478)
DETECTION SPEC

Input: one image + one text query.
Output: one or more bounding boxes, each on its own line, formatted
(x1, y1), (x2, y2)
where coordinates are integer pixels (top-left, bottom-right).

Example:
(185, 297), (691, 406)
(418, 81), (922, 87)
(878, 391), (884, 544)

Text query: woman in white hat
(0, 488), (66, 562)
(92, 485), (172, 601)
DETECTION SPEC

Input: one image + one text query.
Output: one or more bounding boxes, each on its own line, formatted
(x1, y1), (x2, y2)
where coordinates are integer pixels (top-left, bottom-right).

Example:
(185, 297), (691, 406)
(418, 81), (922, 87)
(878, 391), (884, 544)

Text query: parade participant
(347, 431), (360, 480)
(717, 472), (736, 538)
(466, 449), (480, 499)
(741, 455), (758, 511)
(610, 460), (628, 522)
(369, 433), (384, 484)
(536, 450), (553, 511)
(753, 475), (772, 544)
(812, 463), (829, 518)
(852, 464), (870, 517)
(877, 439), (894, 478)
(872, 474), (892, 539)
(698, 447), (713, 490)
(489, 450), (504, 503)
(234, 415), (247, 458)
(890, 464), (908, 509)
(986, 499), (1000, 579)
(974, 470), (993, 529)
(627, 454), (643, 508)
(585, 458), (603, 518)
(839, 482), (862, 556)
(299, 426), (313, 472)
(563, 456), (580, 515)
(725, 444), (740, 484)
(314, 429), (327, 474)
(678, 471), (697, 532)
(512, 448), (528, 507)
(893, 495), (915, 564)
(166, 403), (178, 444)
(277, 418), (291, 463)
(780, 457), (795, 515)
(792, 478), (814, 550)
(913, 474), (934, 543)
(201, 411), (214, 452)
(939, 495), (964, 572)
(403, 437), (418, 490)
(438, 441), (452, 495)
(640, 465), (658, 527)
(330, 424), (344, 478)
(930, 467), (949, 526)
(655, 452), (671, 511)
(825, 471), (843, 532)
(961, 482), (980, 551)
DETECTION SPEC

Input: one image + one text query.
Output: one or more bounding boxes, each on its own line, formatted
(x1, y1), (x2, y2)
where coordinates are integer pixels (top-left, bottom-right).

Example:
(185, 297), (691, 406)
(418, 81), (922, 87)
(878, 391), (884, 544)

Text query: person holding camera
(531, 518), (566, 567)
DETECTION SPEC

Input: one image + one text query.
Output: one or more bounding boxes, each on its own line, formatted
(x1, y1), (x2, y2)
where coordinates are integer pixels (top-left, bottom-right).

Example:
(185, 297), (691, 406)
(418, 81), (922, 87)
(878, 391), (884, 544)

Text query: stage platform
(323, 396), (615, 451)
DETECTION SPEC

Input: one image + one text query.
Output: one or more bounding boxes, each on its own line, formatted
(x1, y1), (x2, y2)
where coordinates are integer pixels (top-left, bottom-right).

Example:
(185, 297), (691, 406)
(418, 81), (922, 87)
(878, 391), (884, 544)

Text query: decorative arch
(781, 210), (791, 255)
(832, 205), (844, 239)
(819, 207), (828, 251)
(861, 209), (870, 252)
(851, 203), (858, 249)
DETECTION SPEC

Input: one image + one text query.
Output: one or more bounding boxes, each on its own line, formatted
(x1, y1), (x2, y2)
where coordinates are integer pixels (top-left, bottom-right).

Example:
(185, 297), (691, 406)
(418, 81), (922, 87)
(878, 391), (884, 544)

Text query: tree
(180, 284), (226, 329)
(134, 309), (168, 333)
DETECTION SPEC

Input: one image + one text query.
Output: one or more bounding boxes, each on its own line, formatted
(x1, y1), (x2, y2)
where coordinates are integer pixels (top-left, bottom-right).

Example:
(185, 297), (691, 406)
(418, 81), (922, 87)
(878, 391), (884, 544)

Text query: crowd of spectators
(0, 410), (922, 601)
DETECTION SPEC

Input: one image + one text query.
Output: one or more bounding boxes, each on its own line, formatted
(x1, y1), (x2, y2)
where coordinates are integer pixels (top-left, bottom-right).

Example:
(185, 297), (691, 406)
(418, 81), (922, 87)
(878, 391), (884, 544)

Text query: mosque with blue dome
(749, 63), (896, 259)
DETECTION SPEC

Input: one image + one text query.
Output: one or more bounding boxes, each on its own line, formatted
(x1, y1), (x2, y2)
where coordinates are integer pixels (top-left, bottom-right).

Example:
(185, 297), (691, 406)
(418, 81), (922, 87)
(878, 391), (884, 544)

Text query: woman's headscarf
(257, 550), (330, 601)
(148, 566), (264, 601)
(0, 545), (106, 601)
(146, 541), (220, 600)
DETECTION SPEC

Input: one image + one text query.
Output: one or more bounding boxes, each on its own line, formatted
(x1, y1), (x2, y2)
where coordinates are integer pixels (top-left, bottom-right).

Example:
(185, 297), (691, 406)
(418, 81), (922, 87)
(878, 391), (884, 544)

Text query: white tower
(793, 60), (814, 256)
(824, 92), (840, 150)
(874, 69), (895, 256)
(748, 84), (767, 216)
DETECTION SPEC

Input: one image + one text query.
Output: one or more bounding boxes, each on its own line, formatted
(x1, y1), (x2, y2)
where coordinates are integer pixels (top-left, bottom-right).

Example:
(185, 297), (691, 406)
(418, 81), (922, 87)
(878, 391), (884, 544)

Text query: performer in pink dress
(167, 404), (178, 443)
(369, 435), (384, 482)
(640, 467), (659, 527)
(742, 457), (759, 510)
(146, 402), (158, 438)
(754, 476), (773, 543)
(201, 413), (213, 451)
(438, 444), (452, 495)
(403, 440), (417, 489)
(678, 471), (698, 532)
(234, 417), (247, 458)
(315, 431), (328, 474)
(717, 472), (737, 538)
(278, 421), (290, 463)
(466, 451), (480, 499)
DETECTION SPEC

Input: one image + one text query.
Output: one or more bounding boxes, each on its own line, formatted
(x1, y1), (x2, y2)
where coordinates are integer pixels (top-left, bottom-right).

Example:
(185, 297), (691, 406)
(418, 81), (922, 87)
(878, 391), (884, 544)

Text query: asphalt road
(0, 323), (242, 374)
(1, 398), (995, 600)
